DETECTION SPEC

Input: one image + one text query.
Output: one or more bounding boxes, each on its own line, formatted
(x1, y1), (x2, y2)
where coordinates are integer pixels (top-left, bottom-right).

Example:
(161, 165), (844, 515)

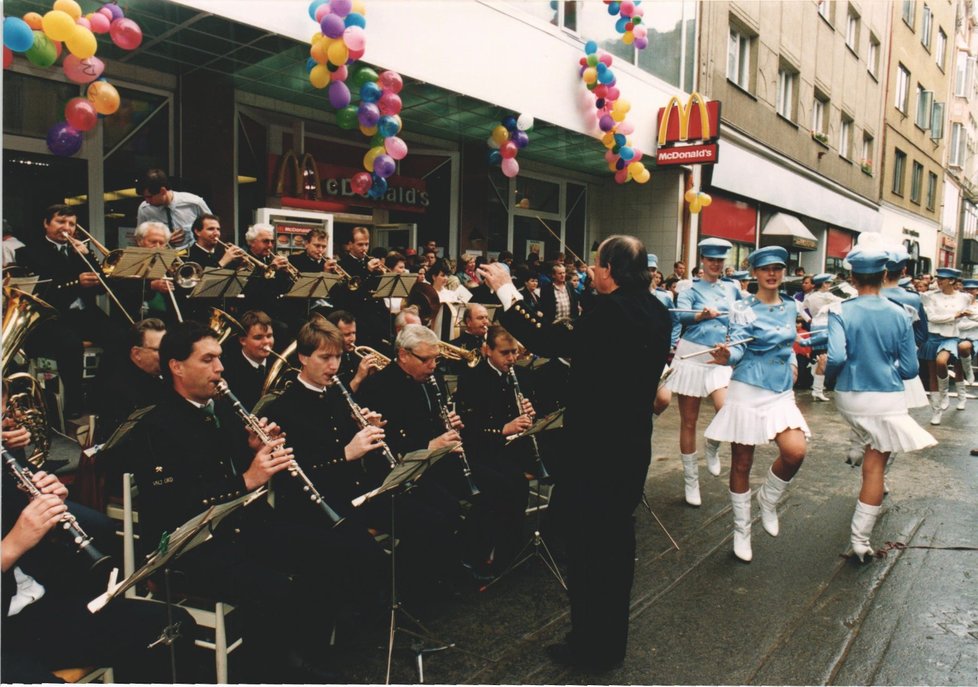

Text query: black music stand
(283, 272), (344, 316)
(484, 409), (567, 592)
(88, 487), (267, 681)
(108, 247), (177, 280)
(372, 273), (417, 342)
(354, 445), (456, 685)
(188, 268), (249, 317)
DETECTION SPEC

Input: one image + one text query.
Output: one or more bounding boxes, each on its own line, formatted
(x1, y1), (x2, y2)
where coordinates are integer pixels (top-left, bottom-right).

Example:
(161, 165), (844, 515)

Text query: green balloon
(370, 133), (385, 147)
(336, 105), (359, 130)
(350, 66), (379, 89)
(25, 31), (57, 68)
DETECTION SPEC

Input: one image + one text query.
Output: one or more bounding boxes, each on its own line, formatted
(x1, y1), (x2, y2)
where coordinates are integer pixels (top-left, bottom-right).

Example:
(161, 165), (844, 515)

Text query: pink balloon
(378, 70), (403, 94)
(88, 12), (110, 34)
(315, 3), (331, 22)
(75, 17), (91, 30)
(384, 136), (408, 160)
(98, 7), (113, 19)
(62, 54), (104, 83)
(604, 150), (617, 163)
(65, 96), (97, 131)
(342, 25), (365, 51)
(599, 53), (613, 67)
(501, 157), (519, 178)
(620, 1), (636, 17)
(109, 17), (142, 50)
(606, 86), (620, 101)
(632, 149), (643, 162)
(331, 64), (348, 81)
(614, 168), (630, 184)
(347, 47), (364, 61)
(616, 120), (635, 135)
(351, 171), (372, 196)
(377, 91), (401, 116)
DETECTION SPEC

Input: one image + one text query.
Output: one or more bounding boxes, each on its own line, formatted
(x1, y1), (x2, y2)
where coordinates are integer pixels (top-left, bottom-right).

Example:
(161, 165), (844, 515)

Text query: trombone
(60, 229), (134, 325)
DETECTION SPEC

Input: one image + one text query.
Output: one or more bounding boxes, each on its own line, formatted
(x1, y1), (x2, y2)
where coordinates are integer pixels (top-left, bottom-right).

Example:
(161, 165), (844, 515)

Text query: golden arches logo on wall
(655, 92), (721, 167)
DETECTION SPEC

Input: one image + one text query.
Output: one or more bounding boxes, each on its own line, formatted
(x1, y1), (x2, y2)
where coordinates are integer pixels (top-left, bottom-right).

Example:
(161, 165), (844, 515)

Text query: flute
(330, 377), (400, 468)
(2, 449), (109, 569)
(214, 380), (344, 526)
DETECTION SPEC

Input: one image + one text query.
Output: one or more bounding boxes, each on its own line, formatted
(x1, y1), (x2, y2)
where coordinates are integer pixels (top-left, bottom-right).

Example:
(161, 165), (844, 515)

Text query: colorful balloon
(516, 113), (534, 131)
(511, 130), (530, 149)
(336, 105), (359, 130)
(308, 0), (329, 21)
(384, 136), (408, 160)
(501, 157), (519, 178)
(103, 3), (124, 20)
(342, 25), (365, 51)
(25, 31), (58, 67)
(54, 0), (83, 20)
(331, 0), (353, 18)
(499, 141), (518, 159)
(109, 18), (142, 50)
(357, 102), (380, 127)
(46, 121), (83, 156)
(373, 154), (396, 179)
(42, 10), (75, 41)
(377, 91), (401, 116)
(309, 64), (330, 89)
(378, 70), (403, 94)
(490, 125), (509, 146)
(367, 175), (387, 199)
(65, 97), (98, 131)
(23, 13), (44, 30)
(351, 171), (372, 196)
(363, 145), (385, 173)
(3, 47), (13, 69)
(63, 54), (104, 83)
(4, 17), (35, 52)
(325, 38), (348, 65)
(344, 12), (366, 29)
(65, 24), (97, 58)
(87, 80), (121, 115)
(377, 115), (401, 138)
(320, 13), (345, 39)
(328, 80), (351, 108)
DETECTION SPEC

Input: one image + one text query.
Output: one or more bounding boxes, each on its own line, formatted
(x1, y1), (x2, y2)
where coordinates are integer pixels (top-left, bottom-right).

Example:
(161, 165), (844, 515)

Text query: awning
(762, 213), (819, 251)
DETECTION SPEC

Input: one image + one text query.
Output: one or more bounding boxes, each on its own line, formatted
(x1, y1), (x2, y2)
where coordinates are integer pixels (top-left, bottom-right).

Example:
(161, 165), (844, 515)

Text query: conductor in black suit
(539, 262), (579, 324)
(479, 235), (671, 672)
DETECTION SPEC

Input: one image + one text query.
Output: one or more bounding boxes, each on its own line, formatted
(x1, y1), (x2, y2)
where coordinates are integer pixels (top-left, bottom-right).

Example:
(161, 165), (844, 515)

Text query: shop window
(3, 72), (79, 139)
(514, 176), (560, 214)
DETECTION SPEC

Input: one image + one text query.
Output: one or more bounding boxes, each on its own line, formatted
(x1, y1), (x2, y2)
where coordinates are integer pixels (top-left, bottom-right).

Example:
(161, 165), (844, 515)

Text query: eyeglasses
(405, 348), (440, 365)
(139, 345), (160, 352)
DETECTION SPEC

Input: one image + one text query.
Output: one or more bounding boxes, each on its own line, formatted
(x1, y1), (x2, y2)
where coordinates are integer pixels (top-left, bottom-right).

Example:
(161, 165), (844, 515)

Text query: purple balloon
(331, 0), (353, 18)
(46, 122), (83, 157)
(373, 154), (396, 179)
(357, 102), (380, 127)
(598, 114), (615, 132)
(512, 130), (530, 149)
(635, 37), (648, 50)
(104, 3), (124, 20)
(328, 80), (351, 109)
(321, 13), (345, 38)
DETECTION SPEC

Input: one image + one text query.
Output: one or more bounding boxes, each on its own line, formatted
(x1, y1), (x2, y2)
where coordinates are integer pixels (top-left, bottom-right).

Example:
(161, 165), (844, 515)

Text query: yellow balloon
(309, 64), (330, 89)
(326, 39), (349, 66)
(628, 161), (644, 176)
(87, 80), (120, 116)
(613, 99), (631, 114)
(491, 125), (509, 146)
(583, 67), (598, 84)
(352, 0), (367, 15)
(601, 132), (616, 148)
(41, 10), (75, 42)
(608, 160), (618, 172)
(684, 189), (697, 203)
(634, 167), (651, 184)
(699, 193), (712, 207)
(65, 24), (97, 59)
(310, 40), (328, 64)
(612, 109), (626, 123)
(53, 0), (82, 20)
(311, 32), (324, 44)
(363, 145), (385, 172)
(622, 31), (635, 45)
(359, 123), (378, 137)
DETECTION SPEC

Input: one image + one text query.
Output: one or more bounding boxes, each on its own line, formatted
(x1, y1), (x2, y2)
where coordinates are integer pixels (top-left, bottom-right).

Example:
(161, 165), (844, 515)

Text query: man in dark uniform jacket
(187, 214), (242, 269)
(453, 325), (537, 571)
(240, 223), (293, 342)
(480, 235), (670, 672)
(16, 205), (122, 416)
(326, 310), (385, 392)
(332, 226), (389, 347)
(96, 318), (167, 442)
(126, 321), (374, 681)
(218, 310), (275, 412)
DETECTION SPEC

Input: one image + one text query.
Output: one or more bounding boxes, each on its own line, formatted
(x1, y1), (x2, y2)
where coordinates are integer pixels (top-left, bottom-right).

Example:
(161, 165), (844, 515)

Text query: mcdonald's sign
(656, 92), (721, 167)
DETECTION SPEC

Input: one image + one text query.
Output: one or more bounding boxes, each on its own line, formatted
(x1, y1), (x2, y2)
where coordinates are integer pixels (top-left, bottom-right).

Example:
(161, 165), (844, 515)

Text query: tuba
(2, 287), (58, 374)
(438, 340), (481, 368)
(261, 340), (299, 397)
(3, 373), (51, 468)
(208, 307), (243, 345)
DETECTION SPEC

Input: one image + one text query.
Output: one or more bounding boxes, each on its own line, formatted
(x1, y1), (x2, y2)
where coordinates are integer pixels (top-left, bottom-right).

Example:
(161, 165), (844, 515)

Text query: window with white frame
(777, 64), (797, 119)
(950, 122), (965, 166)
(931, 101), (945, 140)
(926, 171), (937, 211)
(727, 25), (752, 89)
(862, 133), (874, 170)
(868, 34), (880, 77)
(839, 116), (853, 158)
(812, 93), (829, 136)
(936, 28), (947, 70)
(915, 85), (934, 130)
(921, 5), (932, 49)
(896, 64), (910, 112)
(902, 0), (915, 28)
(892, 148), (907, 195)
(955, 53), (974, 97)
(818, 0), (832, 22)
(910, 161), (924, 203)
(846, 7), (860, 51)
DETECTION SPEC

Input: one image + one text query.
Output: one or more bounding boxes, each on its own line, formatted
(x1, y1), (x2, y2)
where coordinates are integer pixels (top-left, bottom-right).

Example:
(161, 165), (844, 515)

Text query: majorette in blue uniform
(921, 266), (972, 422)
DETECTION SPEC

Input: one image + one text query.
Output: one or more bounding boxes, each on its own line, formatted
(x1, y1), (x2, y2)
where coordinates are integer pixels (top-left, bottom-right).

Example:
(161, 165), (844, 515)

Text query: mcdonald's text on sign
(656, 93), (721, 167)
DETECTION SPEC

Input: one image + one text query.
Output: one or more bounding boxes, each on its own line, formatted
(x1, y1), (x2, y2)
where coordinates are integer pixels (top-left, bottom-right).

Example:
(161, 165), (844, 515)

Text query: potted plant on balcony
(811, 130), (829, 145)
(860, 159), (873, 175)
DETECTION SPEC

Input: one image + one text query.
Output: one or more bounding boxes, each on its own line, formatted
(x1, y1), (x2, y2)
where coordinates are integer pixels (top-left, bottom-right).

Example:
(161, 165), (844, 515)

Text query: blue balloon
(487, 150), (502, 166)
(502, 115), (518, 131)
(344, 12), (366, 28)
(608, 2), (621, 15)
(615, 16), (629, 33)
(584, 40), (598, 55)
(596, 62), (607, 73)
(616, 158), (626, 170)
(3, 17), (34, 53)
(305, 57), (317, 73)
(367, 175), (388, 199)
(360, 81), (382, 103)
(619, 146), (635, 161)
(308, 0), (328, 20)
(595, 98), (606, 109)
(598, 69), (615, 84)
(377, 115), (400, 138)
(613, 133), (626, 146)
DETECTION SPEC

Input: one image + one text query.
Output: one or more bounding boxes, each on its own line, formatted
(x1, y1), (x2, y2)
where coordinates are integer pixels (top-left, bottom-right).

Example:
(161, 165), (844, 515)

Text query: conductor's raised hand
(243, 437), (292, 490)
(477, 263), (512, 292)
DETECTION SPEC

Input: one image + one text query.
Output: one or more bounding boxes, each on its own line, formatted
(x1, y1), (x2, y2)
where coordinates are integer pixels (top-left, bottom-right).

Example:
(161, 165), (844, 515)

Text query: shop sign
(902, 228), (920, 238)
(941, 234), (957, 249)
(270, 151), (429, 213)
(655, 93), (721, 167)
(791, 236), (818, 250)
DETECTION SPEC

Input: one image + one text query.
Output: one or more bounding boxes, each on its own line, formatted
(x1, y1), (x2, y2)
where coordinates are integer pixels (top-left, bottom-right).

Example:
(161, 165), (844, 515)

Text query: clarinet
(426, 377), (480, 497)
(2, 449), (109, 569)
(331, 377), (400, 468)
(507, 368), (550, 480)
(214, 380), (344, 527)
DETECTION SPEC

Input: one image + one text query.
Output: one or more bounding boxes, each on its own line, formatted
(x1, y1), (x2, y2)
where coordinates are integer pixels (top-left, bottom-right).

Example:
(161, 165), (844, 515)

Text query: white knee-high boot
(681, 453), (701, 506)
(812, 374), (829, 401)
(704, 438), (721, 476)
(938, 374), (950, 410)
(850, 500), (881, 562)
(962, 354), (975, 385)
(957, 385), (968, 411)
(756, 468), (791, 537)
(930, 377), (946, 425)
(730, 490), (752, 562)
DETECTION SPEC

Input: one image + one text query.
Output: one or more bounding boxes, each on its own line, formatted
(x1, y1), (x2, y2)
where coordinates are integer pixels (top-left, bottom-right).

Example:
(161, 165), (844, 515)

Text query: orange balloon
(310, 40), (327, 64)
(23, 12), (44, 30)
(87, 80), (120, 115)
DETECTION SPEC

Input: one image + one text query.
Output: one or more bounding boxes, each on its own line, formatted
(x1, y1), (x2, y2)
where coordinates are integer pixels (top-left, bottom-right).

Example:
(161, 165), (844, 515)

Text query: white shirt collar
(241, 350), (265, 369)
(297, 374), (327, 393)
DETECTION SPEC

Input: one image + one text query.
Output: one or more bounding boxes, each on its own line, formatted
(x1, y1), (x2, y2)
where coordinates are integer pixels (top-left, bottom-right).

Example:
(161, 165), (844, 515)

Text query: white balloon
(487, 135), (500, 149)
(516, 113), (535, 131)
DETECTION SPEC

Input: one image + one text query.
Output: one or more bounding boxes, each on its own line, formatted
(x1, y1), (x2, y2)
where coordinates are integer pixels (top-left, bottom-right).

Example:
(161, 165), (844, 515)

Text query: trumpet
(217, 239), (299, 281)
(3, 449), (109, 569)
(330, 377), (400, 468)
(215, 380), (344, 526)
(353, 345), (391, 369)
(438, 341), (481, 368)
(426, 377), (480, 497)
(328, 258), (360, 291)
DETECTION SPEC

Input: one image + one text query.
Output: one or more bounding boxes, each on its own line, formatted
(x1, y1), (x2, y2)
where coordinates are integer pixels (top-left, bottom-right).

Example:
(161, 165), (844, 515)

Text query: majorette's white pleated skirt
(903, 376), (929, 409)
(665, 339), (732, 398)
(705, 380), (810, 446)
(835, 390), (937, 454)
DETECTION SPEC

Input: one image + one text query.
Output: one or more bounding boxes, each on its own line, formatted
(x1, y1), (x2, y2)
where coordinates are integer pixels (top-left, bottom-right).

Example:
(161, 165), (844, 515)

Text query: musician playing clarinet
(125, 321), (378, 682)
(479, 235), (670, 672)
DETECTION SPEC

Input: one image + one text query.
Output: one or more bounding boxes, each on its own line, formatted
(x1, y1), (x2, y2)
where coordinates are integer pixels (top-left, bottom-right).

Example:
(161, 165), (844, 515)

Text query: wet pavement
(47, 386), (977, 684)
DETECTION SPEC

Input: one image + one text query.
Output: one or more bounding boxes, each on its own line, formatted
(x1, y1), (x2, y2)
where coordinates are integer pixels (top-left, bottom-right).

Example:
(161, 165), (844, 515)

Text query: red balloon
(3, 47), (12, 69)
(109, 17), (142, 50)
(350, 171), (372, 196)
(65, 96), (97, 131)
(499, 141), (518, 159)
